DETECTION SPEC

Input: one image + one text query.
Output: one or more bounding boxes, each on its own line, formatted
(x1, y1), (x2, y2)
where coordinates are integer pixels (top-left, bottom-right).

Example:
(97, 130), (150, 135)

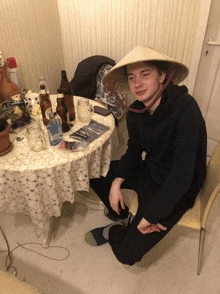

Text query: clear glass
(77, 99), (93, 123)
(26, 120), (47, 152)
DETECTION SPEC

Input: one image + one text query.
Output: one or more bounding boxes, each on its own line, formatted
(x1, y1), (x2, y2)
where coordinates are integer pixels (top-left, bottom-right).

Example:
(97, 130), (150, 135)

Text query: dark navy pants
(90, 161), (192, 265)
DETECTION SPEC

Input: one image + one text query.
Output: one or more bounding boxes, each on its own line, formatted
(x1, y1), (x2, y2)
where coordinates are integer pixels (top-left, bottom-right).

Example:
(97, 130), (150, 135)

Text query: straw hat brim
(103, 45), (189, 95)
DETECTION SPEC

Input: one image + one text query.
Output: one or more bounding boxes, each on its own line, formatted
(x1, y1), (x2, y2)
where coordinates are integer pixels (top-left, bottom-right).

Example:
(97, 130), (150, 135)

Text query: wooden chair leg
(197, 227), (206, 275)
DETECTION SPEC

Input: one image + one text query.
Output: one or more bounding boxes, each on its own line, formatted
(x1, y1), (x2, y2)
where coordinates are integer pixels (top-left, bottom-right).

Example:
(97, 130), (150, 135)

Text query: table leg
(42, 216), (56, 248)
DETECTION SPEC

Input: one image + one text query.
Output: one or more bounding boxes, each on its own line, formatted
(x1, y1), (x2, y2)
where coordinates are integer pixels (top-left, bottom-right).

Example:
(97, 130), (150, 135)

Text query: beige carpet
(0, 190), (220, 294)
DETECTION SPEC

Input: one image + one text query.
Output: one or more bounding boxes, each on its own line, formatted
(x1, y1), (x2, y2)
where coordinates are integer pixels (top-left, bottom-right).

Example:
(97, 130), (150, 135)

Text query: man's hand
(109, 178), (125, 215)
(137, 218), (167, 234)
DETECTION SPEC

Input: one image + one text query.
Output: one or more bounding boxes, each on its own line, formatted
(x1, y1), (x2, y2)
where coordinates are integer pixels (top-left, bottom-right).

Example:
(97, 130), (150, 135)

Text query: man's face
(127, 62), (166, 107)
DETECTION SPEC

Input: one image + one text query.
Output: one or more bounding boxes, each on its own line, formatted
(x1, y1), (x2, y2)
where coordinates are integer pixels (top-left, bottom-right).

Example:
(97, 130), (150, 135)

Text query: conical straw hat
(103, 45), (189, 95)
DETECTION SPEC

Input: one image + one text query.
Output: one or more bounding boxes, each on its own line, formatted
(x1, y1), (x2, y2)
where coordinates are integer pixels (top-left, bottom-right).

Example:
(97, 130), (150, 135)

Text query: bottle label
(45, 107), (52, 120)
(40, 89), (46, 94)
(47, 122), (63, 146)
(57, 93), (64, 98)
(11, 94), (22, 101)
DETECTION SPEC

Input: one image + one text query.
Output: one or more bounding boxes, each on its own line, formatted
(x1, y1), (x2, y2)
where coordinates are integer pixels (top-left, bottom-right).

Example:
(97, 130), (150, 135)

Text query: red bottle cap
(6, 57), (17, 68)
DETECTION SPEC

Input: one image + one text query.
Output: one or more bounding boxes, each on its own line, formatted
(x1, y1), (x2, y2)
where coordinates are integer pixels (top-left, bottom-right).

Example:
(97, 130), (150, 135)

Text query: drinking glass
(26, 119), (47, 151)
(77, 99), (93, 124)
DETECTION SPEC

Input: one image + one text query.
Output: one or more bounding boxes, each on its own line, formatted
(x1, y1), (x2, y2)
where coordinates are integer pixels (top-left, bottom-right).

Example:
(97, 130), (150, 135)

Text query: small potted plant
(0, 101), (20, 155)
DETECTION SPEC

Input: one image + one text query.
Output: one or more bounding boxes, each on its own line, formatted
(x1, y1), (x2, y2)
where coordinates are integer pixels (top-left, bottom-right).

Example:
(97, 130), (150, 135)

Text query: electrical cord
(0, 225), (16, 274)
(0, 225), (70, 275)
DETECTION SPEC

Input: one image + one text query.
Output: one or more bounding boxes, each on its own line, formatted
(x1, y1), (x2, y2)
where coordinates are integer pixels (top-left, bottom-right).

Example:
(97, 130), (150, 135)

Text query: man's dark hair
(146, 60), (171, 76)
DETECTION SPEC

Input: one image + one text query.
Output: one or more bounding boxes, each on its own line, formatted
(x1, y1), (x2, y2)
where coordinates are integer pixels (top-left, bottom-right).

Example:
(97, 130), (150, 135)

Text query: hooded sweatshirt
(115, 83), (207, 224)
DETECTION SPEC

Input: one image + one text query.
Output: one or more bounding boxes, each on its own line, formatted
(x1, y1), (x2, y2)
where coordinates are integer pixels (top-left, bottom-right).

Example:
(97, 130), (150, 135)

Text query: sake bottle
(46, 112), (63, 146)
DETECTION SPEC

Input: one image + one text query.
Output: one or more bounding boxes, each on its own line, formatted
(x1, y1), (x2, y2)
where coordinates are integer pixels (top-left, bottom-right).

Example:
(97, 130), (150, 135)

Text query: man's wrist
(112, 178), (124, 187)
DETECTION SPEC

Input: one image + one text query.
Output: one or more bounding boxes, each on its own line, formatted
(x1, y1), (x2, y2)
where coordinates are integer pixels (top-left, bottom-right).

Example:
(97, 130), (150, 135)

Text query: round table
(0, 96), (118, 246)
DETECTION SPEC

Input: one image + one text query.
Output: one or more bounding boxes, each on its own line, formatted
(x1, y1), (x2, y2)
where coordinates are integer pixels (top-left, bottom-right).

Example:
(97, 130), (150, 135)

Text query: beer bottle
(39, 84), (52, 125)
(39, 76), (50, 94)
(56, 89), (70, 132)
(60, 70), (75, 121)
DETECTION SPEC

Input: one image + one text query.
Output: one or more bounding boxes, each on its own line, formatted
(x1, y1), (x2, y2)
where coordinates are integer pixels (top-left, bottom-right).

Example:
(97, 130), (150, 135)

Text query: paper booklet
(69, 119), (110, 143)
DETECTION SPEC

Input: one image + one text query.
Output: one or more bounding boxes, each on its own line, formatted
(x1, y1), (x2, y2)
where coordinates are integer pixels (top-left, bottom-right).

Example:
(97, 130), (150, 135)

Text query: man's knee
(111, 245), (142, 266)
(109, 224), (144, 265)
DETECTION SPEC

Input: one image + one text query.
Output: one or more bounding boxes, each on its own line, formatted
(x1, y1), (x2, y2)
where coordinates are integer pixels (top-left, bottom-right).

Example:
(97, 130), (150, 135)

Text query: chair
(0, 270), (41, 293)
(70, 55), (126, 122)
(129, 141), (220, 275)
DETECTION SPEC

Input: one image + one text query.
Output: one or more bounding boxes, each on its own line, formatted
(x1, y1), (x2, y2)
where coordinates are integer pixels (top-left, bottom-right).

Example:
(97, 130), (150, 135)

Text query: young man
(85, 45), (207, 266)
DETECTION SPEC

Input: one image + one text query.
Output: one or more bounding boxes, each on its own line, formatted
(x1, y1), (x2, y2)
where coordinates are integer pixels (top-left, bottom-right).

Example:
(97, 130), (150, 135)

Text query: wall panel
(1, 0), (64, 93)
(57, 0), (211, 93)
(0, 0), (211, 94)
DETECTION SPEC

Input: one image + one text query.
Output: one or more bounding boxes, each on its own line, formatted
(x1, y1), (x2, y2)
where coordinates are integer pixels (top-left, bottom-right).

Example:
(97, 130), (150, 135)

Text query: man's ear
(159, 72), (166, 84)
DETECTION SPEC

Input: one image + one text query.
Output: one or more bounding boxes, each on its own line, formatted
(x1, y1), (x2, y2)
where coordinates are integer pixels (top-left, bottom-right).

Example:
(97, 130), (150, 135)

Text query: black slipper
(85, 225), (109, 246)
(104, 207), (118, 221)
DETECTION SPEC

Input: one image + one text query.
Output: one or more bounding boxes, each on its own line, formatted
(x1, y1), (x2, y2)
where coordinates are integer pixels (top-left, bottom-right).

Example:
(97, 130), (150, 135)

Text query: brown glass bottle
(56, 89), (70, 132)
(60, 70), (75, 121)
(39, 84), (52, 125)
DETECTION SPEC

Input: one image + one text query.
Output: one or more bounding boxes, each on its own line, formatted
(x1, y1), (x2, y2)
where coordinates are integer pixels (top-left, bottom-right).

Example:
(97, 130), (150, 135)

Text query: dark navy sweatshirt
(116, 83), (207, 224)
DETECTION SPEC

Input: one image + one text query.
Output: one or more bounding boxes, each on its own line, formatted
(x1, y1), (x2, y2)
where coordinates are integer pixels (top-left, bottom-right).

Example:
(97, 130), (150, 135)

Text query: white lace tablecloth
(0, 96), (118, 237)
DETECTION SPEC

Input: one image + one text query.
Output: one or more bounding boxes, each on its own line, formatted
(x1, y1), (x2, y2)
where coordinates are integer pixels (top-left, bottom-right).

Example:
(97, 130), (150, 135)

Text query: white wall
(0, 0), (65, 93)
(1, 0), (212, 94)
(57, 0), (212, 94)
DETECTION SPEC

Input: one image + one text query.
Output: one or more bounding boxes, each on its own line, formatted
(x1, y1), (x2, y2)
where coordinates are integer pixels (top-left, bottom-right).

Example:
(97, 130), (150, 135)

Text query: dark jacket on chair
(70, 56), (115, 100)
